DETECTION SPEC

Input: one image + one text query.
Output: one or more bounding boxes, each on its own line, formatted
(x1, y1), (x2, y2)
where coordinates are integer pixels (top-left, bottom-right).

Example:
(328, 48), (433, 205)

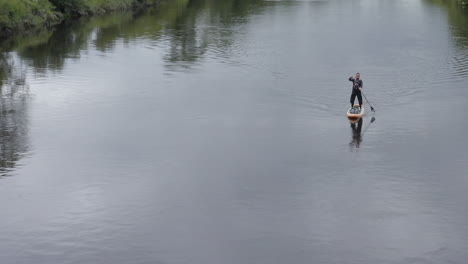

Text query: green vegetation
(0, 0), (159, 38)
(0, 0), (59, 35)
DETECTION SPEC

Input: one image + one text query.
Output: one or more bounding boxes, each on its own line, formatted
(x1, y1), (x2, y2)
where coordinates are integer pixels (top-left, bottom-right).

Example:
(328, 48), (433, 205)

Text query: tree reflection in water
(425, 0), (468, 77)
(0, 0), (267, 178)
(0, 53), (30, 178)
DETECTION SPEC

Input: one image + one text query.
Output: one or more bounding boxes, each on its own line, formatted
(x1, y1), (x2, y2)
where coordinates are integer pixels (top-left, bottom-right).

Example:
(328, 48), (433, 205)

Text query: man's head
(356, 73), (360, 79)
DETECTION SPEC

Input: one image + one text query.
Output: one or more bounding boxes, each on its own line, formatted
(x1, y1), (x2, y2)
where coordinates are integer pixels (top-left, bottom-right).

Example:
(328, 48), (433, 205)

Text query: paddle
(362, 92), (375, 112)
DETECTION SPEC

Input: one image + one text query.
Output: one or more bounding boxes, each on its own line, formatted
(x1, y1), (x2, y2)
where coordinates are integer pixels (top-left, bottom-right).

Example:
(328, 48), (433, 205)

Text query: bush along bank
(0, 0), (159, 39)
(0, 0), (61, 37)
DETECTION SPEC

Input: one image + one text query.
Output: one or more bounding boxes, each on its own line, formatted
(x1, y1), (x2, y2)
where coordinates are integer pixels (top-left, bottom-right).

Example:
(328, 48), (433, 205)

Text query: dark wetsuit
(349, 77), (363, 108)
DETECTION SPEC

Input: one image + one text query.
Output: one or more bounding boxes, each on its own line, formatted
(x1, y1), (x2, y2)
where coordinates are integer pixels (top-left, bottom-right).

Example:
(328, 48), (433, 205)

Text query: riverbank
(0, 0), (158, 39)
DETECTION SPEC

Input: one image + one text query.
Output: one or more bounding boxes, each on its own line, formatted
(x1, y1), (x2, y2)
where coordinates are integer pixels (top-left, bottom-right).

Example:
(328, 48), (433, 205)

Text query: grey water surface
(1, 0), (468, 263)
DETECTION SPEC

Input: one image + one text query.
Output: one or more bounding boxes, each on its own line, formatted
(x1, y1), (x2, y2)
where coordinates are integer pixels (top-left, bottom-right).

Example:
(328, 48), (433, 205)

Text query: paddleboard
(347, 104), (365, 118)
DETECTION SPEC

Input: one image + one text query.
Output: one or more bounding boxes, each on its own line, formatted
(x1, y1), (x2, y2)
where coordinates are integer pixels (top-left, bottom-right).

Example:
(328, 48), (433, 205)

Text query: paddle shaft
(361, 91), (375, 111)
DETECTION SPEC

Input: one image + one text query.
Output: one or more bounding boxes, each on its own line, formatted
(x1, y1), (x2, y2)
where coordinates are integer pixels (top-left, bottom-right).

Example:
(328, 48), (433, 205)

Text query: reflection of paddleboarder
(349, 117), (376, 149)
(350, 118), (363, 148)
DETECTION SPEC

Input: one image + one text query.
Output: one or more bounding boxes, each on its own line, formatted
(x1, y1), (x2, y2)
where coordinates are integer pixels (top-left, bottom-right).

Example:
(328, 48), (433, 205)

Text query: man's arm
(359, 80), (363, 90)
(349, 77), (354, 82)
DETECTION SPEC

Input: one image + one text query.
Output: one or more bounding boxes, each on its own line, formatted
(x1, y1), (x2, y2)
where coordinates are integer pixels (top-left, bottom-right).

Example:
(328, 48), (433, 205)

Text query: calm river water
(1, 0), (468, 263)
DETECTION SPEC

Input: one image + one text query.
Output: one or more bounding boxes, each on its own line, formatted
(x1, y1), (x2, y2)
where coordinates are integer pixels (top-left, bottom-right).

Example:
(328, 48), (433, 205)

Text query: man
(349, 73), (363, 109)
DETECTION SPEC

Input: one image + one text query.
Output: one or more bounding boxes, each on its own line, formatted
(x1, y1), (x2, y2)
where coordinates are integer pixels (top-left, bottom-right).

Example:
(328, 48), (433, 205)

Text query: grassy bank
(0, 0), (158, 38)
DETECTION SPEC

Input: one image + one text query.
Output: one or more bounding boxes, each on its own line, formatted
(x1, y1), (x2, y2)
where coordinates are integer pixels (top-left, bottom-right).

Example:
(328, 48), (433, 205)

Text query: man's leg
(357, 92), (363, 109)
(350, 93), (356, 107)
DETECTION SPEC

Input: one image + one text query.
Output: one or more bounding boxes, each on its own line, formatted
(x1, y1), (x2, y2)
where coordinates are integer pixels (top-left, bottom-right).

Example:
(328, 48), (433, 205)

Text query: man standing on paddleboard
(349, 73), (363, 109)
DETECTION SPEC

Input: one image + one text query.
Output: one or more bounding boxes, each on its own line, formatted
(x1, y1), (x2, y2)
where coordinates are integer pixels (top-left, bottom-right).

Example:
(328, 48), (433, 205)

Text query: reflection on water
(0, 0), (465, 79)
(0, 54), (30, 177)
(163, 0), (266, 67)
(0, 0), (266, 177)
(349, 117), (376, 150)
(425, 0), (468, 78)
(426, 0), (468, 42)
(1, 0), (267, 75)
(349, 118), (363, 149)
